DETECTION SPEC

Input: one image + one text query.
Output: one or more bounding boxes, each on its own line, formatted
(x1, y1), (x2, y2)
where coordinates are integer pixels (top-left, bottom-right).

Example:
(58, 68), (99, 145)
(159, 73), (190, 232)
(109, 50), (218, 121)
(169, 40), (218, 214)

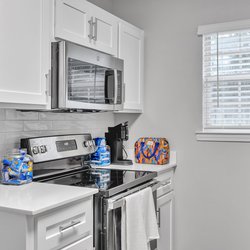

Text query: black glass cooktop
(34, 168), (157, 197)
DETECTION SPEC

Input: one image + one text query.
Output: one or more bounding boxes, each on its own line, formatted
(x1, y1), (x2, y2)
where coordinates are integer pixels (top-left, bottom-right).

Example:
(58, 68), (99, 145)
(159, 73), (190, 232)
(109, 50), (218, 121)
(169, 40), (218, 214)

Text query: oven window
(67, 58), (115, 104)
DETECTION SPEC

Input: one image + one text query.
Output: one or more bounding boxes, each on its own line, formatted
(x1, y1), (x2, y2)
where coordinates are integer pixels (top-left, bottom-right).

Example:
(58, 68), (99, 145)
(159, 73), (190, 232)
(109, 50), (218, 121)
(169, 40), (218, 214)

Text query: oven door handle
(107, 181), (161, 211)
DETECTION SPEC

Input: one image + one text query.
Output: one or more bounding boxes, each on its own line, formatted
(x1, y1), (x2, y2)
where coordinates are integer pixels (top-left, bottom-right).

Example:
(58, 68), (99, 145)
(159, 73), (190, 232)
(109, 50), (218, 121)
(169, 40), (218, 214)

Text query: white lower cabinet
(0, 197), (94, 250)
(156, 169), (175, 250)
(157, 191), (174, 250)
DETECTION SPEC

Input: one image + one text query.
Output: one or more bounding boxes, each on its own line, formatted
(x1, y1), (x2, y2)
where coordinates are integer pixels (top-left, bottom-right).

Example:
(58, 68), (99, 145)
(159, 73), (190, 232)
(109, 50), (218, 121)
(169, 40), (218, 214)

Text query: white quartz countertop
(92, 151), (177, 175)
(0, 182), (98, 216)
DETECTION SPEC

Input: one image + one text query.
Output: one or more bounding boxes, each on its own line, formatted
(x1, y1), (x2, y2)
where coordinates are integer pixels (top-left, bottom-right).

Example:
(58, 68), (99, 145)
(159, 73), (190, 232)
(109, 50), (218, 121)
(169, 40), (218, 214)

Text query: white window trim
(197, 19), (250, 142)
(196, 129), (250, 142)
(198, 19), (250, 35)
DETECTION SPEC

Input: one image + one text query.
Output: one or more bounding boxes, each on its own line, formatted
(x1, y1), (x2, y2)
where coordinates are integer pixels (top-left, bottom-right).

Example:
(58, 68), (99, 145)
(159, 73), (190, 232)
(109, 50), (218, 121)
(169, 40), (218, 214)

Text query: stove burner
(34, 168), (157, 197)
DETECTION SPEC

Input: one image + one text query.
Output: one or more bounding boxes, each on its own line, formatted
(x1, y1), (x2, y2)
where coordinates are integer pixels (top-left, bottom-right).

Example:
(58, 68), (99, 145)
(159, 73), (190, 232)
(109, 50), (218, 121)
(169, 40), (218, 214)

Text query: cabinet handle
(45, 70), (51, 97)
(59, 220), (81, 233)
(157, 209), (161, 228)
(92, 17), (97, 41)
(88, 17), (94, 40)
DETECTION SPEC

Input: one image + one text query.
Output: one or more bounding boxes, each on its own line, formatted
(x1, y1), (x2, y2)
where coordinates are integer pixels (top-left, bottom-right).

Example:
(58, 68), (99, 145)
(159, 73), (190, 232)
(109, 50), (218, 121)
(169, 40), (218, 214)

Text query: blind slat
(203, 29), (250, 128)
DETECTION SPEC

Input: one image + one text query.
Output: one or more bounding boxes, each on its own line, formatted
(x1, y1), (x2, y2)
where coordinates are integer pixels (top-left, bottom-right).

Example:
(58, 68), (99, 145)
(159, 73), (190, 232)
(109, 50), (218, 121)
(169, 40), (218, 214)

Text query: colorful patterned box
(135, 137), (170, 165)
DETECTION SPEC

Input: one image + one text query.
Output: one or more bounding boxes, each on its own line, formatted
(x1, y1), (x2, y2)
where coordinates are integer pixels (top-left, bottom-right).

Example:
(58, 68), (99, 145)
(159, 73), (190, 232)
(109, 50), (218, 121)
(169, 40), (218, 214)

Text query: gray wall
(112, 0), (250, 250)
(88, 0), (113, 12)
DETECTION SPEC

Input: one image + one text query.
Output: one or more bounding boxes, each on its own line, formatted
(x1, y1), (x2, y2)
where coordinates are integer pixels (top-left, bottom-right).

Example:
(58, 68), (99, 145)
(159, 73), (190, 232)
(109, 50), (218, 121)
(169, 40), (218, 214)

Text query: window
(199, 20), (250, 130)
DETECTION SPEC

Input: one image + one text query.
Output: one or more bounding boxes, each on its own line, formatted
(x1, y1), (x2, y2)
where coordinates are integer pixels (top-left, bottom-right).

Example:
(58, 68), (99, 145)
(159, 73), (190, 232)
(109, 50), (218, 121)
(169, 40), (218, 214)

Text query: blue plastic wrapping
(91, 137), (110, 166)
(1, 149), (33, 185)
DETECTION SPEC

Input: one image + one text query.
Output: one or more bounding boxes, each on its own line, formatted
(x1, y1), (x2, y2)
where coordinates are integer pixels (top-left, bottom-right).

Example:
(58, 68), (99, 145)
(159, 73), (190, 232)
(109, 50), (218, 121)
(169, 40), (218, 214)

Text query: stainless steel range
(20, 134), (158, 250)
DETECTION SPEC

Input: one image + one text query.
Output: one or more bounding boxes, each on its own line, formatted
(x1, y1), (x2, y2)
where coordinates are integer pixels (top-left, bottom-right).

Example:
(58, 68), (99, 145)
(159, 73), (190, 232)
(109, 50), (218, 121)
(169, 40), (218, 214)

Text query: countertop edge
(30, 188), (99, 216)
(0, 187), (98, 216)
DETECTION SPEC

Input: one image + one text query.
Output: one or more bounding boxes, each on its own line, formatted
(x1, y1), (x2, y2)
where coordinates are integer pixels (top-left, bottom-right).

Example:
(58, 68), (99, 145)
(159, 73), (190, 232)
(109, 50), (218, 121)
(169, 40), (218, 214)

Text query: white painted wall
(112, 0), (250, 250)
(88, 0), (113, 12)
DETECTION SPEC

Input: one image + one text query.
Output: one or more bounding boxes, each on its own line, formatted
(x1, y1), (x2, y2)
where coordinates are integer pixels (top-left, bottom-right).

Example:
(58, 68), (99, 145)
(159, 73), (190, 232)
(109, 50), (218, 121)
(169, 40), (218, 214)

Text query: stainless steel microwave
(51, 41), (124, 111)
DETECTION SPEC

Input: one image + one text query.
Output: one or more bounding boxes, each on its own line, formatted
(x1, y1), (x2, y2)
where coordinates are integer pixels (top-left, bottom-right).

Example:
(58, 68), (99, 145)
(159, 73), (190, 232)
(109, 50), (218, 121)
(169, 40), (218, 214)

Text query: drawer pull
(59, 220), (81, 233)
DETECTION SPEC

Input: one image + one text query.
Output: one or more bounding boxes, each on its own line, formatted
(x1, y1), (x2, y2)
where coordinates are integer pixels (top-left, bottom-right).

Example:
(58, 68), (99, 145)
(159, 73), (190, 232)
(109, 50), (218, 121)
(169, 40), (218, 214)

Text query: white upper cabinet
(0, 0), (51, 108)
(55, 0), (118, 56)
(88, 2), (118, 56)
(118, 21), (144, 113)
(55, 0), (91, 47)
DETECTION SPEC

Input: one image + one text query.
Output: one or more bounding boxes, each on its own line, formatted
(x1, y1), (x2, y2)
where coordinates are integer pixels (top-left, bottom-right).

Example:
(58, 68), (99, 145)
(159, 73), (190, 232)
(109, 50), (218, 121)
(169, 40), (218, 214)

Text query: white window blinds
(203, 29), (250, 129)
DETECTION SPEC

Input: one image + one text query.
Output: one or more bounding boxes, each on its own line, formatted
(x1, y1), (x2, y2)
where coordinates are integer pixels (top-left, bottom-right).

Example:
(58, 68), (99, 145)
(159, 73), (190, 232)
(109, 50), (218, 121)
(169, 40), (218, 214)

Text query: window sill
(196, 130), (250, 142)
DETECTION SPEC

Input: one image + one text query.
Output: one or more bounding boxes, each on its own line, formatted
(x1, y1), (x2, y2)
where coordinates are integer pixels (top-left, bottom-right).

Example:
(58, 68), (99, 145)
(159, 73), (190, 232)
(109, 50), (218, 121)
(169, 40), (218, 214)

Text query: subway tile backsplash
(0, 109), (115, 156)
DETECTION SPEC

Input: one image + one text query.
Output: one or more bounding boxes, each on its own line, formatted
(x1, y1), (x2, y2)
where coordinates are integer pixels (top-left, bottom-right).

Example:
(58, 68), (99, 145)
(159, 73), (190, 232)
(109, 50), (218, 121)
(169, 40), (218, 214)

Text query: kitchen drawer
(36, 198), (93, 250)
(157, 179), (173, 198)
(155, 169), (174, 183)
(60, 235), (93, 250)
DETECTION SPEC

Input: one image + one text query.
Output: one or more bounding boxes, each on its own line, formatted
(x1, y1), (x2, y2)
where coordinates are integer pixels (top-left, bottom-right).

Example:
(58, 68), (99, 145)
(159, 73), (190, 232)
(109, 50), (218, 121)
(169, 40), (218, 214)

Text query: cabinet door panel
(55, 0), (91, 47)
(118, 22), (144, 112)
(60, 236), (93, 250)
(90, 5), (118, 56)
(157, 192), (174, 250)
(0, 0), (49, 106)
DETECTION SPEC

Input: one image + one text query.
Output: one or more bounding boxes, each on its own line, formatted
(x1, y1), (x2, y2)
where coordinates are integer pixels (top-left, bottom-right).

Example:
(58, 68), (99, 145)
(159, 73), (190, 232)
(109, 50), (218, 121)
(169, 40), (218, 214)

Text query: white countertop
(92, 151), (177, 175)
(0, 182), (98, 216)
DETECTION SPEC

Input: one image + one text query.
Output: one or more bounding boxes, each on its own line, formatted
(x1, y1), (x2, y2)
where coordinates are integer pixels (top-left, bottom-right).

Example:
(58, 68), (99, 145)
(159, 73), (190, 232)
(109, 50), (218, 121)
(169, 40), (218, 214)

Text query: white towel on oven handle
(122, 187), (159, 250)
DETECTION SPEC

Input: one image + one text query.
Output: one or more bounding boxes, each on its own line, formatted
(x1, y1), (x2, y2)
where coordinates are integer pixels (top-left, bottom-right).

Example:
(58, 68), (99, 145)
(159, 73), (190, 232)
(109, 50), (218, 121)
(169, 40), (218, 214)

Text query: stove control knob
(32, 146), (39, 155)
(83, 141), (89, 147)
(91, 140), (95, 148)
(40, 145), (47, 153)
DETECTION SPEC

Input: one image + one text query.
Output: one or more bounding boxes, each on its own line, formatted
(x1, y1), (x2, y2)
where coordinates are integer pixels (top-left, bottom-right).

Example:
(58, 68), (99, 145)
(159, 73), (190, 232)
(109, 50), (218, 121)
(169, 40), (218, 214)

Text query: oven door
(58, 41), (123, 111)
(95, 181), (160, 250)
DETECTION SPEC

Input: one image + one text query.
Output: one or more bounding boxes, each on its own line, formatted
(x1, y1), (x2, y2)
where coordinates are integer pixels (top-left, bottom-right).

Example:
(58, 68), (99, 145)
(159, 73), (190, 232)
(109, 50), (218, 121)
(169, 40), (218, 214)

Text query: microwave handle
(123, 82), (126, 104)
(45, 69), (51, 97)
(114, 69), (118, 104)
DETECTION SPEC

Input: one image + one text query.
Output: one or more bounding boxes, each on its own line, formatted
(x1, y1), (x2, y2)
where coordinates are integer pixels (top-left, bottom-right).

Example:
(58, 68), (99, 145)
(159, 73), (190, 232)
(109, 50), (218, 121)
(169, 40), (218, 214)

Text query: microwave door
(57, 41), (122, 111)
(114, 69), (123, 111)
(105, 70), (115, 104)
(63, 61), (115, 110)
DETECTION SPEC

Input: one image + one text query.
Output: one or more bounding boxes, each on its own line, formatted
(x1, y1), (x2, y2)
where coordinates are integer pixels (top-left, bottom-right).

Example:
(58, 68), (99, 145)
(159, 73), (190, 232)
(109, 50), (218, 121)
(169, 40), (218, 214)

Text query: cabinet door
(0, 0), (50, 106)
(89, 4), (118, 56)
(157, 192), (174, 250)
(55, 0), (91, 47)
(118, 21), (144, 112)
(60, 236), (93, 250)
